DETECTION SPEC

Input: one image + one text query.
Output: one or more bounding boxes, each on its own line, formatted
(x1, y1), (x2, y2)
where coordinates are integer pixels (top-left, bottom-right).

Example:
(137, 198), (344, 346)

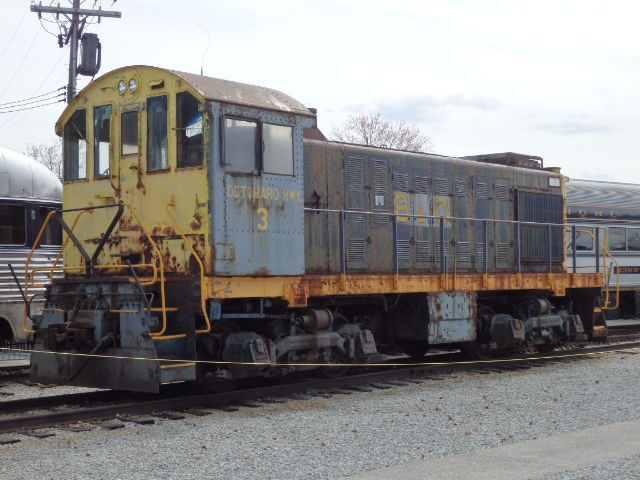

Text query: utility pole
(31, 1), (121, 103)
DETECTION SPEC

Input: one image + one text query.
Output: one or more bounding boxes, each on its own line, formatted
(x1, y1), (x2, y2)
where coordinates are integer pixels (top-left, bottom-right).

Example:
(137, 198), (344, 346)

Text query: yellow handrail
(24, 208), (94, 333)
(601, 250), (620, 311)
(23, 209), (58, 333)
(122, 203), (169, 337)
(23, 202), (190, 338)
(165, 202), (212, 335)
(574, 227), (620, 311)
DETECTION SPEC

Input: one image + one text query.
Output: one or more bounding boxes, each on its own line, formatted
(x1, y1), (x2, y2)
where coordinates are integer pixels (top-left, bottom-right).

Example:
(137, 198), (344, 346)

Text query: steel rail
(1, 340), (639, 435)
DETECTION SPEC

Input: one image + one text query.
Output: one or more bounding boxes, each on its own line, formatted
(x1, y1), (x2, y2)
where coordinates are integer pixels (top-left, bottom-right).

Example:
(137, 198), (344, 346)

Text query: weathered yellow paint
(206, 272), (603, 307)
(56, 66), (210, 274)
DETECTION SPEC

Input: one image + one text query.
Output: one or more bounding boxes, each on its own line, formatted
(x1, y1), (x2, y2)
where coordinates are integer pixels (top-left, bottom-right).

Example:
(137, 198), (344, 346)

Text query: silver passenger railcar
(567, 178), (640, 318)
(0, 146), (62, 342)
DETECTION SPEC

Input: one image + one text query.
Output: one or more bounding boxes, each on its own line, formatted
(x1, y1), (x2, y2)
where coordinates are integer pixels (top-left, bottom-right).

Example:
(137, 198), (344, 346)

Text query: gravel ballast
(1, 350), (640, 479)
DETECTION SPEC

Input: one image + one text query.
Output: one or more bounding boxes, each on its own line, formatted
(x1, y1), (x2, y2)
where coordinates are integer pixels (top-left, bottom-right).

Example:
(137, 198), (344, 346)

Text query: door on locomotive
(210, 103), (315, 276)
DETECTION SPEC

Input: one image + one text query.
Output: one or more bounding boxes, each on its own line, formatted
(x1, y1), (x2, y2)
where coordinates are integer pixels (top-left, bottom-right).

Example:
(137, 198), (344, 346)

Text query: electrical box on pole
(77, 33), (101, 76)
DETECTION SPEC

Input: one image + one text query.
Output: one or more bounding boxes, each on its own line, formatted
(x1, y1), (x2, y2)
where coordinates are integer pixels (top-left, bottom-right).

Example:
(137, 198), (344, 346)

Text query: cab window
(263, 123), (293, 175)
(224, 118), (257, 173)
(121, 110), (139, 156)
(147, 95), (168, 171)
(63, 109), (87, 180)
(94, 105), (111, 177)
(223, 117), (293, 175)
(177, 92), (203, 168)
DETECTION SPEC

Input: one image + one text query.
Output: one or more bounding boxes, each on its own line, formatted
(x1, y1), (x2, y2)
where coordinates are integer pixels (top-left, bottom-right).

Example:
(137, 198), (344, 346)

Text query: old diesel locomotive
(27, 66), (603, 392)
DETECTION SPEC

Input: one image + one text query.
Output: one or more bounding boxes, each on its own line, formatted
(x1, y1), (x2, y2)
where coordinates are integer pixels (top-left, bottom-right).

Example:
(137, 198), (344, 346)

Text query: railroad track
(1, 338), (639, 440)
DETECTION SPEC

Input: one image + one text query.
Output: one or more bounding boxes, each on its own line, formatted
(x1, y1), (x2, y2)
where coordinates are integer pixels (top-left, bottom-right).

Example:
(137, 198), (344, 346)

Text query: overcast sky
(1, 0), (639, 183)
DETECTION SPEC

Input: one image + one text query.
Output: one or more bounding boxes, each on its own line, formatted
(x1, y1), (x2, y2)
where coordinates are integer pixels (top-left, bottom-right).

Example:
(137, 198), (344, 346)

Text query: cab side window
(63, 109), (87, 180)
(223, 117), (293, 176)
(263, 123), (293, 175)
(94, 105), (112, 177)
(177, 92), (204, 168)
(224, 118), (258, 173)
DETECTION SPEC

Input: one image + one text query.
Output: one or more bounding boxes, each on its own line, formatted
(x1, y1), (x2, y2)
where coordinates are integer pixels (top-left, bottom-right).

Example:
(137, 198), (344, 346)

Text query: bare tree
(24, 140), (63, 180)
(331, 113), (433, 152)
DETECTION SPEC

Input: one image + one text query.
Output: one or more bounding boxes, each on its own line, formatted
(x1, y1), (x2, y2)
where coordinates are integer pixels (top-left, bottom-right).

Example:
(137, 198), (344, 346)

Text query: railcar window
(37, 207), (62, 245)
(147, 96), (168, 171)
(121, 111), (139, 156)
(177, 92), (203, 168)
(608, 227), (626, 251)
(94, 105), (112, 177)
(628, 228), (640, 251)
(224, 118), (257, 173)
(263, 123), (293, 175)
(571, 227), (594, 251)
(63, 109), (87, 180)
(0, 205), (25, 245)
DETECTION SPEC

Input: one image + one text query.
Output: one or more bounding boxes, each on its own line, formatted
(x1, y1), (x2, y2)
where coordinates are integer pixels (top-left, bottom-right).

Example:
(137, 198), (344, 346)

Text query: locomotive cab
(56, 65), (315, 277)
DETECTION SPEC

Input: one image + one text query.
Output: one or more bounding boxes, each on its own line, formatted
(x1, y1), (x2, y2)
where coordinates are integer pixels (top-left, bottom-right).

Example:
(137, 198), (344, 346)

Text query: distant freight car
(27, 66), (602, 392)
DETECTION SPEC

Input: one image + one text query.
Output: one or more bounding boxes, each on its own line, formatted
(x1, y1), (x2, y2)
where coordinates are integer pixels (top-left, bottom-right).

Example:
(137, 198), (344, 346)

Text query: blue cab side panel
(209, 101), (312, 276)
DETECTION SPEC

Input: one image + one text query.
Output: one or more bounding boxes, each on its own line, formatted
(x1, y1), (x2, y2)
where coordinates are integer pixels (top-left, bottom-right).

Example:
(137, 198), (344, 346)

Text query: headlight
(118, 80), (126, 94)
(129, 78), (138, 92)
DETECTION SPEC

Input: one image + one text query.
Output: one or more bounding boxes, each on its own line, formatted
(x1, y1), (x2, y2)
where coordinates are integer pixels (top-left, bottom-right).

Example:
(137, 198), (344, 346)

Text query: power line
(0, 50), (67, 132)
(0, 10), (29, 61)
(0, 98), (66, 114)
(0, 87), (65, 108)
(0, 92), (65, 112)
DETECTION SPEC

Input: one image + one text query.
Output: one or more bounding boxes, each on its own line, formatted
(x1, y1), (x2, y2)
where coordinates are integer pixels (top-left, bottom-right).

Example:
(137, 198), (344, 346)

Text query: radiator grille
(434, 178), (450, 196)
(393, 172), (409, 192)
(497, 243), (510, 264)
(416, 241), (430, 264)
(495, 184), (510, 201)
(475, 182), (489, 199)
(455, 179), (470, 198)
(346, 157), (364, 190)
(348, 238), (365, 263)
(415, 176), (429, 194)
(457, 241), (471, 263)
(396, 240), (412, 263)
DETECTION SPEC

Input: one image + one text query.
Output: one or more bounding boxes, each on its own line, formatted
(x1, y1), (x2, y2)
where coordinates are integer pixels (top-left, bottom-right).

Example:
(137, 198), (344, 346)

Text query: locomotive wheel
(460, 304), (496, 360)
(195, 320), (241, 392)
(319, 352), (350, 378)
(317, 312), (351, 378)
(534, 329), (558, 353)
